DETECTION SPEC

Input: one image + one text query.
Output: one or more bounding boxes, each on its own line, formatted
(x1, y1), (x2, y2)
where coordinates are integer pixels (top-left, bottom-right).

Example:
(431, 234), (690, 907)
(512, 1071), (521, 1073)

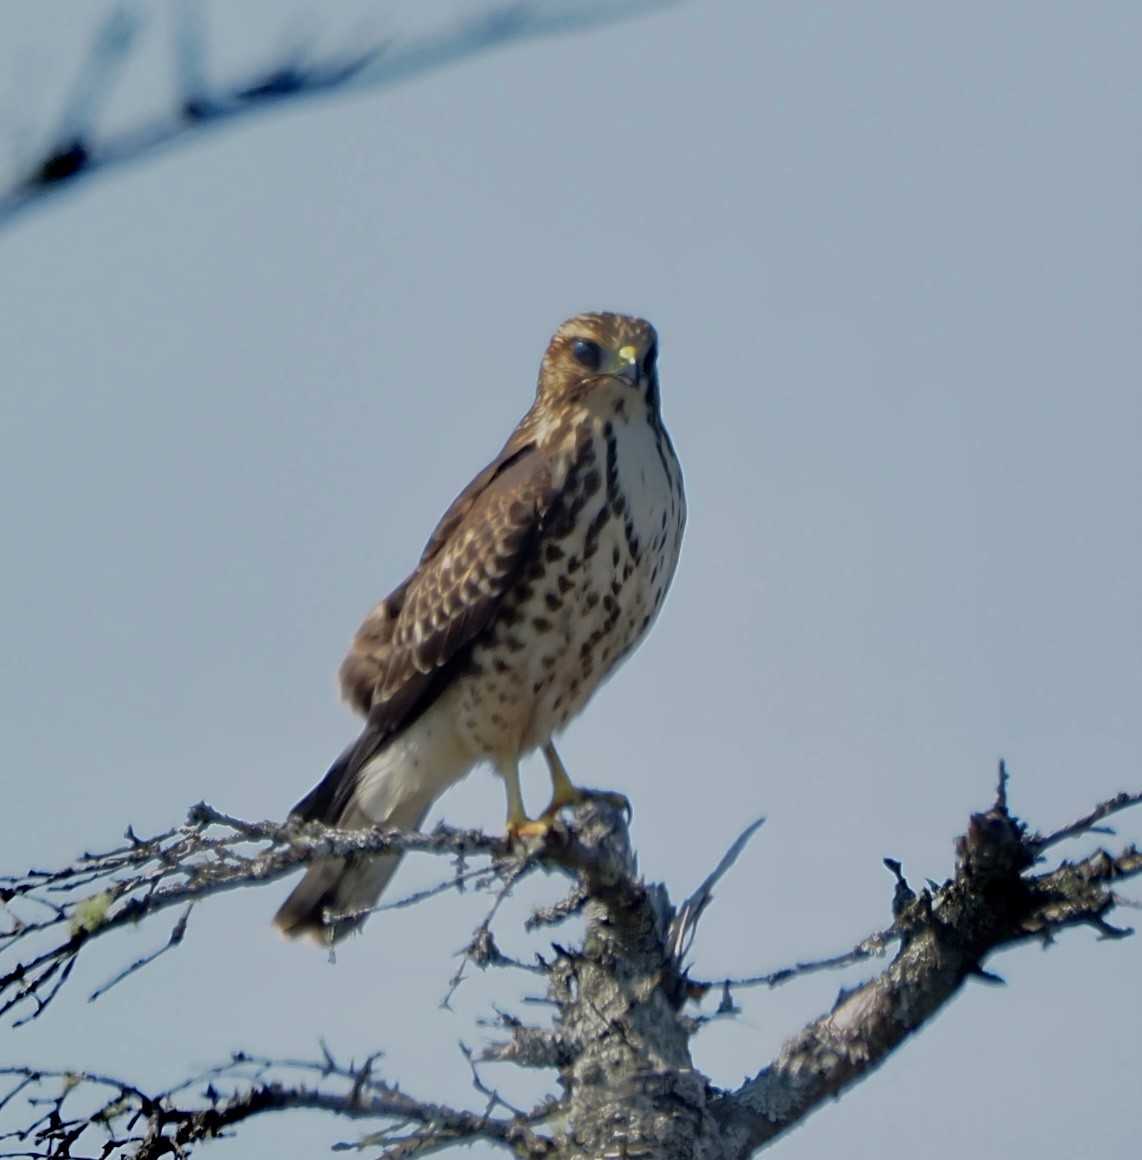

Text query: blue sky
(2, 3), (1140, 1157)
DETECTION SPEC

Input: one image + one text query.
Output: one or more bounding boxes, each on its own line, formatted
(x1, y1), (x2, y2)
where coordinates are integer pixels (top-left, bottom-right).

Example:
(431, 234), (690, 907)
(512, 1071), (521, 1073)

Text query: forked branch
(2, 775), (1139, 1159)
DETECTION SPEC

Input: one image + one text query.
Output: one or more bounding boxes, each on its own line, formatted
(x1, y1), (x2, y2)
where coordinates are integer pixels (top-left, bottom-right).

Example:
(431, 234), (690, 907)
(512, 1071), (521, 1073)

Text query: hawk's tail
(272, 846), (412, 944)
(273, 726), (453, 944)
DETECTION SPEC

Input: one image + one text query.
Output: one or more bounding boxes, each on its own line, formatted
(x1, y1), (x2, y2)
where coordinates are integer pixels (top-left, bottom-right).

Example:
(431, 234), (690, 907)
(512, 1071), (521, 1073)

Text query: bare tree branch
(715, 776), (1142, 1156)
(0, 1050), (556, 1160)
(0, 0), (680, 232)
(0, 803), (507, 1027)
(2, 779), (1139, 1158)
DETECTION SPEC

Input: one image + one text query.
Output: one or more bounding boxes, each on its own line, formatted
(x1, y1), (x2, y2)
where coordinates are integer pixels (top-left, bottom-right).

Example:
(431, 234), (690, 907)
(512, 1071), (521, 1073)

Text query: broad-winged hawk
(275, 312), (686, 942)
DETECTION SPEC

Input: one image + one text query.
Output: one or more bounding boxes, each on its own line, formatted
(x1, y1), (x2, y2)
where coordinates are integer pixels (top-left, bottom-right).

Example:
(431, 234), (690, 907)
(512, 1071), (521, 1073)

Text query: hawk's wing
(292, 433), (561, 823)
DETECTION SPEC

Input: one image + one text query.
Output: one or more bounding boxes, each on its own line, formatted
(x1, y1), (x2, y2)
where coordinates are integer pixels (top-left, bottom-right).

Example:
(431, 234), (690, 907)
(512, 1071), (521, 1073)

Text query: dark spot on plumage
(583, 468), (601, 497)
(548, 482), (591, 541)
(557, 575), (574, 595)
(491, 712), (504, 727)
(546, 505), (575, 540)
(552, 695), (563, 712)
(544, 592), (562, 611)
(610, 578), (622, 597)
(602, 594), (616, 614)
(514, 583), (534, 602)
(613, 397), (627, 418)
(525, 560), (545, 582)
(532, 616), (553, 633)
(467, 659), (484, 677)
(652, 421), (677, 483)
(584, 591), (600, 611)
(542, 653), (556, 670)
(544, 542), (565, 563)
(583, 506), (610, 559)
(622, 562), (634, 581)
(579, 640), (593, 658)
(612, 545), (621, 568)
(566, 555), (582, 574)
(623, 518), (640, 560)
(493, 657), (510, 673)
(604, 431), (621, 505)
(503, 635), (526, 652)
(499, 605), (523, 627)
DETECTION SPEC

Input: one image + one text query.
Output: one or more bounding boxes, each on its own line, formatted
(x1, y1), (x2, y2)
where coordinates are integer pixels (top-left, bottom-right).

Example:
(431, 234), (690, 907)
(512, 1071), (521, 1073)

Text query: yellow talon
(507, 817), (553, 841)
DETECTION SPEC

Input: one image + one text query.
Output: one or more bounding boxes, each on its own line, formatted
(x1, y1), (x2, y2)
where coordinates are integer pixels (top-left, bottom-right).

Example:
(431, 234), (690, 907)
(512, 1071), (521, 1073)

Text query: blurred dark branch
(0, 0), (679, 232)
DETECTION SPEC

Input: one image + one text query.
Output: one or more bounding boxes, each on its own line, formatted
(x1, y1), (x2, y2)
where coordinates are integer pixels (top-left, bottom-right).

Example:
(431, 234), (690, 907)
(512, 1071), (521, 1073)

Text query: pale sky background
(2, 2), (1140, 1158)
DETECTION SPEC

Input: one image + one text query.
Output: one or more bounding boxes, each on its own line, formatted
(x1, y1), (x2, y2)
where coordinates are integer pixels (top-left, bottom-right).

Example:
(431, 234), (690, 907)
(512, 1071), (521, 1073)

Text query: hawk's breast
(455, 403), (685, 763)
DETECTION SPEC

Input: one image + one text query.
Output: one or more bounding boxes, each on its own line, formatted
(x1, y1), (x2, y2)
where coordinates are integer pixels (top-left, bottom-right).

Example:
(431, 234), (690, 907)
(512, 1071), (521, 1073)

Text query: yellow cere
(617, 344), (638, 364)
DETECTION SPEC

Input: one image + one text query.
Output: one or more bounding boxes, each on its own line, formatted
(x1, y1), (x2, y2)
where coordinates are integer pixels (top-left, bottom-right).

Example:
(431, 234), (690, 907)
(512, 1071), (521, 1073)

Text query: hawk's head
(535, 312), (661, 417)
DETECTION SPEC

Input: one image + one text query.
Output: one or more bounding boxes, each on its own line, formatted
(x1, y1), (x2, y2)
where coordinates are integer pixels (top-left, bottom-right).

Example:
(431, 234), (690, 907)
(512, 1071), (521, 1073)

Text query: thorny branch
(0, 803), (508, 1028)
(1, 775), (1140, 1159)
(0, 1051), (556, 1160)
(0, 0), (679, 232)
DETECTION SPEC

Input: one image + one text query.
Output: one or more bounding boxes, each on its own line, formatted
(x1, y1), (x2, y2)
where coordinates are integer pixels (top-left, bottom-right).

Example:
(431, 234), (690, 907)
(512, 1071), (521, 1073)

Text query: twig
(1032, 789), (1142, 853)
(698, 926), (895, 995)
(667, 816), (765, 963)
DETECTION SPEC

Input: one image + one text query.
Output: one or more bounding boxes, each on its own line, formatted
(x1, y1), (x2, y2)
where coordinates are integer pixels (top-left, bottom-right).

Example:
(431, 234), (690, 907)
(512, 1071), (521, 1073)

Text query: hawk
(274, 312), (686, 942)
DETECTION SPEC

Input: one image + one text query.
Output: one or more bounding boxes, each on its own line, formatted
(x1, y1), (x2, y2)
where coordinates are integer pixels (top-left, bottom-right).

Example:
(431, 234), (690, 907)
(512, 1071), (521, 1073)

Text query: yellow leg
(540, 741), (631, 819)
(540, 741), (586, 818)
(501, 758), (549, 840)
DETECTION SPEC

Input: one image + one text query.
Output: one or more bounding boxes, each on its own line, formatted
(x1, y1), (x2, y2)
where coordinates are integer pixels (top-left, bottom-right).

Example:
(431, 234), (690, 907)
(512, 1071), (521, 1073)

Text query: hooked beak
(614, 343), (640, 385)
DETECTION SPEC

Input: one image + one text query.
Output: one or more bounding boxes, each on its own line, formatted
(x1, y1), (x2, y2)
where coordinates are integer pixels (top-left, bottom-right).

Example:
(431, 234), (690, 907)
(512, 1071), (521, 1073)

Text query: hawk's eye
(641, 343), (658, 375)
(570, 338), (603, 370)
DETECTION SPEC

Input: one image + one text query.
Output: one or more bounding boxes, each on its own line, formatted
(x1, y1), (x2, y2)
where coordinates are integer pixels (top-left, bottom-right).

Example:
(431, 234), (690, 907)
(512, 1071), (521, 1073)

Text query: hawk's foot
(506, 815), (553, 841)
(539, 785), (631, 820)
(540, 741), (630, 820)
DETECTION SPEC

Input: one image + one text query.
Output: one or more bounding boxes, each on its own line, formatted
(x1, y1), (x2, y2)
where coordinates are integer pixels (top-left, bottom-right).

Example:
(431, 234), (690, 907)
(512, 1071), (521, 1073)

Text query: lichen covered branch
(2, 776), (1138, 1159)
(0, 804), (506, 1027)
(715, 776), (1141, 1156)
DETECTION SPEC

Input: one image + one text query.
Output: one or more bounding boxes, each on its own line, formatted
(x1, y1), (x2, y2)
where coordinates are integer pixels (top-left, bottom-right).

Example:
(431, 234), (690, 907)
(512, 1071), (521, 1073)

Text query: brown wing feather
(338, 434), (552, 737)
(289, 433), (558, 828)
(293, 436), (555, 826)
